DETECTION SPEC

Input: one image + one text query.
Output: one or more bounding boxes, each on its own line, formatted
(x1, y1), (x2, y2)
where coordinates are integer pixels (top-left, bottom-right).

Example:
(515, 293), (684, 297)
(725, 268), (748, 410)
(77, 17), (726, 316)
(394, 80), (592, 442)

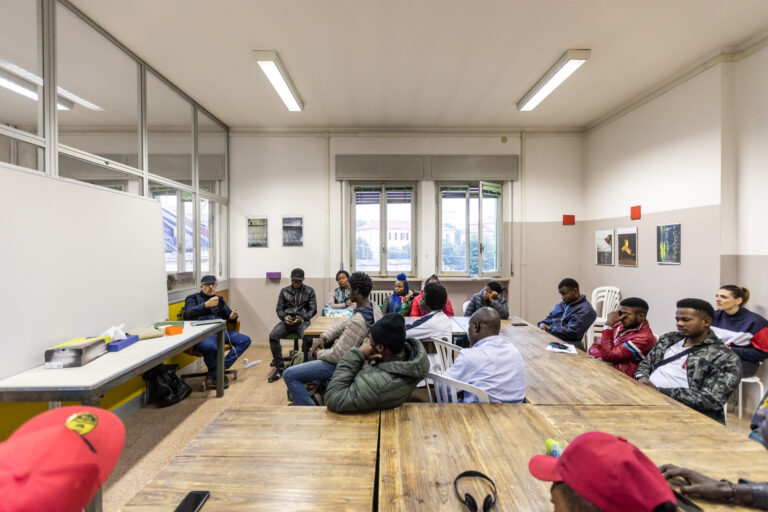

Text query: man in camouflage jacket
(635, 298), (741, 424)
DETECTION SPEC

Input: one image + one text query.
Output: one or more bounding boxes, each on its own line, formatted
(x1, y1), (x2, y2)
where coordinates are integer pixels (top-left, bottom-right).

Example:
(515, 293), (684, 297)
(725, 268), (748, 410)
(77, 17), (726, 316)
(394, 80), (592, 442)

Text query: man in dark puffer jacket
(325, 313), (429, 412)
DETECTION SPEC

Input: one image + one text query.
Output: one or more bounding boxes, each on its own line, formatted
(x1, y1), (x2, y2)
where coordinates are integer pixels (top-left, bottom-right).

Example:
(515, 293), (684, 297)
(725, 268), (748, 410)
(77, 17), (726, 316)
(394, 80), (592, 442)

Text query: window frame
(350, 182), (417, 278)
(437, 180), (502, 278)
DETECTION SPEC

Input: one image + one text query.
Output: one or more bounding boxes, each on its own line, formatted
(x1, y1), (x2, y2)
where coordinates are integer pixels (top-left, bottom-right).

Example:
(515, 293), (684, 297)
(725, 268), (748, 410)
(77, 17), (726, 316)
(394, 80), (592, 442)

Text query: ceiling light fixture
(0, 68), (73, 110)
(517, 49), (591, 112)
(252, 51), (303, 112)
(0, 60), (102, 111)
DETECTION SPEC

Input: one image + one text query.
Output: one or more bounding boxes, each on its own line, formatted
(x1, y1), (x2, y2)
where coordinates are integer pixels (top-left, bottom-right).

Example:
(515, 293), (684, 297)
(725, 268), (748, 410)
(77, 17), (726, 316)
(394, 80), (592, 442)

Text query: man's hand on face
(359, 340), (383, 362)
(204, 296), (220, 308)
(605, 310), (622, 327)
(489, 291), (499, 302)
(637, 376), (657, 390)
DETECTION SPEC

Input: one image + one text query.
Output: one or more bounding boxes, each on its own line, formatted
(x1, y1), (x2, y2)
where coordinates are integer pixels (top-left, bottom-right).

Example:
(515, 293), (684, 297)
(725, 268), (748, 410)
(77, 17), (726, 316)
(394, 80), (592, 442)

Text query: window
(352, 184), (414, 276)
(146, 72), (193, 185)
(201, 199), (228, 280)
(439, 182), (501, 277)
(59, 153), (142, 194)
(150, 182), (195, 291)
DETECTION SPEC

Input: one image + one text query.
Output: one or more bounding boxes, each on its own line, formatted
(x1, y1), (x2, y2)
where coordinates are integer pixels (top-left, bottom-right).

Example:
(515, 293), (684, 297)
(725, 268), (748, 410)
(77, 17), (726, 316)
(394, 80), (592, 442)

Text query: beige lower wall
(579, 205), (721, 336)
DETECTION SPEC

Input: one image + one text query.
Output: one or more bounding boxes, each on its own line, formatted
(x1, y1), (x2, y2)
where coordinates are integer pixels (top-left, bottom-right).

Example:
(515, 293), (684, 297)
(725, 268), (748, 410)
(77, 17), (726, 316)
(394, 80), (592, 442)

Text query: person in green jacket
(325, 313), (429, 413)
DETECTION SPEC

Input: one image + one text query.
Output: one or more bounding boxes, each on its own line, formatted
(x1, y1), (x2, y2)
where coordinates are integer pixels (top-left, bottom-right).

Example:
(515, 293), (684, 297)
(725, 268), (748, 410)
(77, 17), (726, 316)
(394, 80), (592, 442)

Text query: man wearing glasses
(184, 275), (251, 388)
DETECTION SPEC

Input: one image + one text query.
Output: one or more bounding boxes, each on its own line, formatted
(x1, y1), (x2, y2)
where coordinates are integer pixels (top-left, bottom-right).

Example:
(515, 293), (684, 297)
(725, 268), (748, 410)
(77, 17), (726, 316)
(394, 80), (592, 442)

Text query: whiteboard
(0, 167), (168, 379)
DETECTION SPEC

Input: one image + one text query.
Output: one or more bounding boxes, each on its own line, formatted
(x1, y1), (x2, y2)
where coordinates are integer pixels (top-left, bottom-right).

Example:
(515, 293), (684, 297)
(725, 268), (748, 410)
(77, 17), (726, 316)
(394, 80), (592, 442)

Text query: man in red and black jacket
(589, 297), (656, 377)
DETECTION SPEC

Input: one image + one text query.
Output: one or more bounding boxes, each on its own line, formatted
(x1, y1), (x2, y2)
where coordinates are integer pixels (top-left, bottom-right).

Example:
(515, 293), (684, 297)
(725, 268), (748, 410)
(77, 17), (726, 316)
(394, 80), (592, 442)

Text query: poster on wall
(595, 229), (614, 265)
(247, 216), (268, 247)
(282, 216), (304, 246)
(617, 227), (638, 267)
(656, 223), (681, 264)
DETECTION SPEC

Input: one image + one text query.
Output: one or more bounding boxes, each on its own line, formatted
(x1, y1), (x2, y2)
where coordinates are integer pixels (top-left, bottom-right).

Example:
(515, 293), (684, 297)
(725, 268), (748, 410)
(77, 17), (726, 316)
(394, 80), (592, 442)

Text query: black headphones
(454, 470), (498, 512)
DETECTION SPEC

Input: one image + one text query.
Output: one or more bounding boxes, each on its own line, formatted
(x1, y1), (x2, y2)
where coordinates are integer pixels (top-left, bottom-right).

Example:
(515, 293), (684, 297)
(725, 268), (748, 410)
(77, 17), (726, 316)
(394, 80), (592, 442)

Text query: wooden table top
(121, 406), (380, 511)
(379, 403), (554, 511)
(306, 316), (470, 337)
(537, 405), (768, 511)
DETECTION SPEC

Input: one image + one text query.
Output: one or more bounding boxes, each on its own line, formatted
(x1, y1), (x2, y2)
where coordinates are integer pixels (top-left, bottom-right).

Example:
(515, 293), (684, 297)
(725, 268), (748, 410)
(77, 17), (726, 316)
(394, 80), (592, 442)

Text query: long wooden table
(306, 316), (468, 338)
(121, 406), (380, 511)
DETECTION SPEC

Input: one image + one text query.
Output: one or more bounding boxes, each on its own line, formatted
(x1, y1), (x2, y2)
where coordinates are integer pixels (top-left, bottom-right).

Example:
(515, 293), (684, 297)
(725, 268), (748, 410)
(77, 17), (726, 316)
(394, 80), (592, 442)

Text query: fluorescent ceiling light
(0, 68), (73, 110)
(252, 51), (303, 112)
(0, 59), (102, 111)
(517, 49), (590, 112)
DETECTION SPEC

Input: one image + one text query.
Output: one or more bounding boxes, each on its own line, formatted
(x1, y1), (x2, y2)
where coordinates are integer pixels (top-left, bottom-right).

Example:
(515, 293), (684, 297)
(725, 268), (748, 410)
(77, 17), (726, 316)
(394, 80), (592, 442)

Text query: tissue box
(107, 334), (139, 352)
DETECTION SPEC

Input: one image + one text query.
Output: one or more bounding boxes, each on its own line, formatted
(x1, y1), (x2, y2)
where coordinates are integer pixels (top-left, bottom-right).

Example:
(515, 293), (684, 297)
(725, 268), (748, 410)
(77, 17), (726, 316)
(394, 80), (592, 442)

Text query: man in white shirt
(405, 283), (453, 374)
(444, 307), (526, 403)
(635, 298), (742, 423)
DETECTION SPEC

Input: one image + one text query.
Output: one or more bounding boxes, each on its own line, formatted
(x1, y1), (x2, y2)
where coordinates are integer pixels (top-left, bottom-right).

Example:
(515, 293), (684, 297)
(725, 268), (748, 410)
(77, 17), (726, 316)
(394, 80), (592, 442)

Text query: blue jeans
(283, 359), (337, 406)
(195, 330), (251, 373)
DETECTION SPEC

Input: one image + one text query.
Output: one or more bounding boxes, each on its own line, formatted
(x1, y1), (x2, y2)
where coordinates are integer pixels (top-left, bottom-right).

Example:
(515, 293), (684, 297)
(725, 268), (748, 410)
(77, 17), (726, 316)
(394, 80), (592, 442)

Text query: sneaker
(206, 373), (230, 390)
(268, 368), (284, 383)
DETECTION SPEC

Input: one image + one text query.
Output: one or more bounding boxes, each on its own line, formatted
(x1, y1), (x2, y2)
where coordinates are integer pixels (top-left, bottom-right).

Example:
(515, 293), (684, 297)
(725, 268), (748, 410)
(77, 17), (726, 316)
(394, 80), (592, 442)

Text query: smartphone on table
(174, 491), (210, 512)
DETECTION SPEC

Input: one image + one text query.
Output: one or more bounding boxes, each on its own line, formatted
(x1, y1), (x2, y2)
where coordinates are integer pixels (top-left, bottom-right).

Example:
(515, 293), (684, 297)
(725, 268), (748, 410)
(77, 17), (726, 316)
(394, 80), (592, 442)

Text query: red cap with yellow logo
(0, 405), (125, 512)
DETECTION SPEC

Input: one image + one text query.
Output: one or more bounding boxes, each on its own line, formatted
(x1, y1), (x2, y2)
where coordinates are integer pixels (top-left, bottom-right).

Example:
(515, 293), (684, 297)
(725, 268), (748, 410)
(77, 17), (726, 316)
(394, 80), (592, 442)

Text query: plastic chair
(429, 338), (462, 373)
(425, 372), (490, 403)
(462, 300), (471, 315)
(738, 376), (765, 419)
(586, 286), (621, 350)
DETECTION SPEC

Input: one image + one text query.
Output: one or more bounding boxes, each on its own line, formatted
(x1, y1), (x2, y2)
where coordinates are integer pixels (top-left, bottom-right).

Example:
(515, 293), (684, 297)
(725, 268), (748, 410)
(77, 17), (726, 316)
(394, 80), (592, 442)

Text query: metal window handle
(381, 245), (387, 254)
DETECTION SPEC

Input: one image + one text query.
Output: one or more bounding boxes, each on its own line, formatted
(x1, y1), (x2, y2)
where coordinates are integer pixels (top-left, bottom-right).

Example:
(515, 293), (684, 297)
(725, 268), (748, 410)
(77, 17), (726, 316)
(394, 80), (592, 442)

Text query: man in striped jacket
(588, 297), (656, 377)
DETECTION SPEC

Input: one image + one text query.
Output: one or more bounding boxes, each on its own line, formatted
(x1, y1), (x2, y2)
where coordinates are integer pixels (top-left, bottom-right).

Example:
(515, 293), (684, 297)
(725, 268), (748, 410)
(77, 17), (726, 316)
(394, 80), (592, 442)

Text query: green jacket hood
(376, 338), (429, 378)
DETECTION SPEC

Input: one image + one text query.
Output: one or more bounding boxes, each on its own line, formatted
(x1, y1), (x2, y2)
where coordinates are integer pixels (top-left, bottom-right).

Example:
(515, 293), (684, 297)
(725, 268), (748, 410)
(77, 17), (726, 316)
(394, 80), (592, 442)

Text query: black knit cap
(371, 313), (406, 353)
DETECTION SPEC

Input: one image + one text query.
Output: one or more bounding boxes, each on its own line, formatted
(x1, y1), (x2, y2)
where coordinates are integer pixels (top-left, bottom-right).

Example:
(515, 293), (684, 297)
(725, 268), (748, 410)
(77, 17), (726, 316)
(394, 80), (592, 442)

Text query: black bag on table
(142, 363), (191, 407)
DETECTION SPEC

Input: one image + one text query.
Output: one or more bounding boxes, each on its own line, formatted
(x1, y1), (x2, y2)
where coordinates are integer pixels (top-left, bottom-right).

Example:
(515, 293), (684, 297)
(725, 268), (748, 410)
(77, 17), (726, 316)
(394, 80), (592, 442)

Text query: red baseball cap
(528, 431), (675, 512)
(0, 405), (125, 512)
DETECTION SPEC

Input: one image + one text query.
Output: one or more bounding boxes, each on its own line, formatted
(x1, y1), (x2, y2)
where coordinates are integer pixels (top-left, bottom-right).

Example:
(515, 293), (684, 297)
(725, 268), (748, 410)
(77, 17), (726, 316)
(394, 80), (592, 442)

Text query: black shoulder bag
(649, 343), (708, 374)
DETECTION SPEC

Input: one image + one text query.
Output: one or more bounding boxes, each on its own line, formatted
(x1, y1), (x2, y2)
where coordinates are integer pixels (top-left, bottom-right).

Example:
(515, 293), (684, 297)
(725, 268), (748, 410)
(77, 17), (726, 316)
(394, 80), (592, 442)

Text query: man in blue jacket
(538, 278), (597, 350)
(184, 275), (251, 388)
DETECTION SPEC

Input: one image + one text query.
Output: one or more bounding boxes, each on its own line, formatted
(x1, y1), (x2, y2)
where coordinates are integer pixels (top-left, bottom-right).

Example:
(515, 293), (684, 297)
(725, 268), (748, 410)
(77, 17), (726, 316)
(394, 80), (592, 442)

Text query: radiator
(369, 290), (392, 309)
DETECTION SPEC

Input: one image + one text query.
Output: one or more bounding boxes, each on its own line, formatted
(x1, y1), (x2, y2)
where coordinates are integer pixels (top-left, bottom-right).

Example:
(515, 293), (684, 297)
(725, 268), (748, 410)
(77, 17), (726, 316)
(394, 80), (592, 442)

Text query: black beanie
(371, 313), (406, 353)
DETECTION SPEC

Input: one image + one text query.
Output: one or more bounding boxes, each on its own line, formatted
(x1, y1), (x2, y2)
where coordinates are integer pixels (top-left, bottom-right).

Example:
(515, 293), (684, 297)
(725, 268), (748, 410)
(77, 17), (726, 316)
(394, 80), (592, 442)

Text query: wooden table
(122, 406), (380, 511)
(304, 316), (344, 337)
(537, 405), (768, 511)
(379, 403), (554, 511)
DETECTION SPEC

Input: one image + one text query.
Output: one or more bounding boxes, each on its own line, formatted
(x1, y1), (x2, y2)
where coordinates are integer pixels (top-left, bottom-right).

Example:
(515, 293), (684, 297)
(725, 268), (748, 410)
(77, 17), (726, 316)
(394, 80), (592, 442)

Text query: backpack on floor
(143, 363), (191, 408)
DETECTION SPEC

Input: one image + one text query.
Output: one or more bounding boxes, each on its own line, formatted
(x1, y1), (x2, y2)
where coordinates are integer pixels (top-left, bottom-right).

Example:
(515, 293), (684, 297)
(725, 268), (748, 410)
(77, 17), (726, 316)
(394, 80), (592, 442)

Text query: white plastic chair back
(462, 300), (471, 315)
(429, 338), (462, 373)
(586, 286), (621, 350)
(425, 372), (490, 404)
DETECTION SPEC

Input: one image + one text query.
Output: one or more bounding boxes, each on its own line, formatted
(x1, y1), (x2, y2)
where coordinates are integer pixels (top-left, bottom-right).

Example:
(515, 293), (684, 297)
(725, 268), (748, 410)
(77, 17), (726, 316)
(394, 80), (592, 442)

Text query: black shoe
(268, 368), (284, 383)
(206, 373), (230, 390)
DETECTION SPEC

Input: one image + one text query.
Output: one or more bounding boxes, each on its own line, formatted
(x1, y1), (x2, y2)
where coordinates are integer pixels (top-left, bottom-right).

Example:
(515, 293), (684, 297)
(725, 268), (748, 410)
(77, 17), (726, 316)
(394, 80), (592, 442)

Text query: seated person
(712, 284), (768, 377)
(750, 389), (768, 444)
(444, 308), (526, 403)
(538, 278), (597, 350)
(267, 268), (317, 382)
(588, 297), (656, 377)
(184, 275), (251, 388)
(386, 272), (415, 315)
(283, 272), (381, 405)
(322, 270), (355, 317)
(529, 431), (677, 512)
(405, 283), (453, 373)
(325, 313), (429, 412)
(464, 280), (509, 319)
(660, 404), (768, 509)
(635, 298), (742, 424)
(410, 274), (455, 316)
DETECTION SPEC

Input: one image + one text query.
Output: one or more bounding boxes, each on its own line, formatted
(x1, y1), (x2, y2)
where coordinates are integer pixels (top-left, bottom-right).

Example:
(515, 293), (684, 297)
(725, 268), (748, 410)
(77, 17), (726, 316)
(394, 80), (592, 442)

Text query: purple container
(266, 272), (281, 279)
(107, 334), (139, 352)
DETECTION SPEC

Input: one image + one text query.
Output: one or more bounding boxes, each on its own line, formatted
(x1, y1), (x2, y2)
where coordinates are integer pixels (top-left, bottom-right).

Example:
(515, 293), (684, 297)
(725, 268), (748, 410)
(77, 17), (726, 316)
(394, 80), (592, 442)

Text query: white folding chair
(738, 376), (766, 419)
(462, 300), (471, 315)
(428, 337), (462, 373)
(425, 372), (490, 404)
(586, 286), (621, 350)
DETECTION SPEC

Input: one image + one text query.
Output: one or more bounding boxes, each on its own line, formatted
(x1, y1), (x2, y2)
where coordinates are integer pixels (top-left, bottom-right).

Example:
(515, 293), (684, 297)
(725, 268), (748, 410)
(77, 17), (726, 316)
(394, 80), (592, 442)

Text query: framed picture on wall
(595, 229), (614, 265)
(656, 223), (681, 264)
(617, 227), (638, 267)
(283, 216), (303, 246)
(247, 216), (268, 247)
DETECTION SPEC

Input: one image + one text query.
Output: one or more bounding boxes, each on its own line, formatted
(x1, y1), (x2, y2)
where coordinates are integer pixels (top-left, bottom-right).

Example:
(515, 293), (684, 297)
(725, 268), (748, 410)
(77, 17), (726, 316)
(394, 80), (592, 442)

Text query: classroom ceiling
(64, 1), (768, 131)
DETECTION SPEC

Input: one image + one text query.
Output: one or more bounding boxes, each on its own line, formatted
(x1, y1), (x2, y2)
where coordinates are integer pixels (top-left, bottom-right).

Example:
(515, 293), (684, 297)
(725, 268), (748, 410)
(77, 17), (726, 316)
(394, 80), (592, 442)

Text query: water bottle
(546, 438), (564, 457)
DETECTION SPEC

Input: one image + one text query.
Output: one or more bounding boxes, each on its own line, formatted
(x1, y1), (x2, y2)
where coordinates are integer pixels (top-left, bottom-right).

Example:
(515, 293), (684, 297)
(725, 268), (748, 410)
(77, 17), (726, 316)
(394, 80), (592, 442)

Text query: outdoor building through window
(439, 182), (501, 277)
(353, 184), (414, 276)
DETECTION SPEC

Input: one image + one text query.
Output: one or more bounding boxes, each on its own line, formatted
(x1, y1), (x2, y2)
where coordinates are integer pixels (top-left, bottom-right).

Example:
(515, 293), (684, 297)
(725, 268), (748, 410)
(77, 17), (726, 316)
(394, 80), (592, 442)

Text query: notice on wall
(656, 223), (681, 264)
(283, 216), (303, 247)
(595, 229), (614, 265)
(247, 217), (268, 247)
(617, 227), (638, 267)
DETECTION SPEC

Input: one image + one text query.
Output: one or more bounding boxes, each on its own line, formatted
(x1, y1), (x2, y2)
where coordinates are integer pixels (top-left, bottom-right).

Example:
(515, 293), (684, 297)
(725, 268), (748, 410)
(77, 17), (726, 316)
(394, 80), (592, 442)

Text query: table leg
(82, 396), (101, 407)
(216, 329), (225, 397)
(85, 488), (102, 512)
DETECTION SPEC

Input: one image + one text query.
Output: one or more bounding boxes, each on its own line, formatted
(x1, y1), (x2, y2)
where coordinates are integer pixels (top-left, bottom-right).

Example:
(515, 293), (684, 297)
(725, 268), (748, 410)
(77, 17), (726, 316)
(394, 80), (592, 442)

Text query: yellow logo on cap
(65, 412), (98, 435)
